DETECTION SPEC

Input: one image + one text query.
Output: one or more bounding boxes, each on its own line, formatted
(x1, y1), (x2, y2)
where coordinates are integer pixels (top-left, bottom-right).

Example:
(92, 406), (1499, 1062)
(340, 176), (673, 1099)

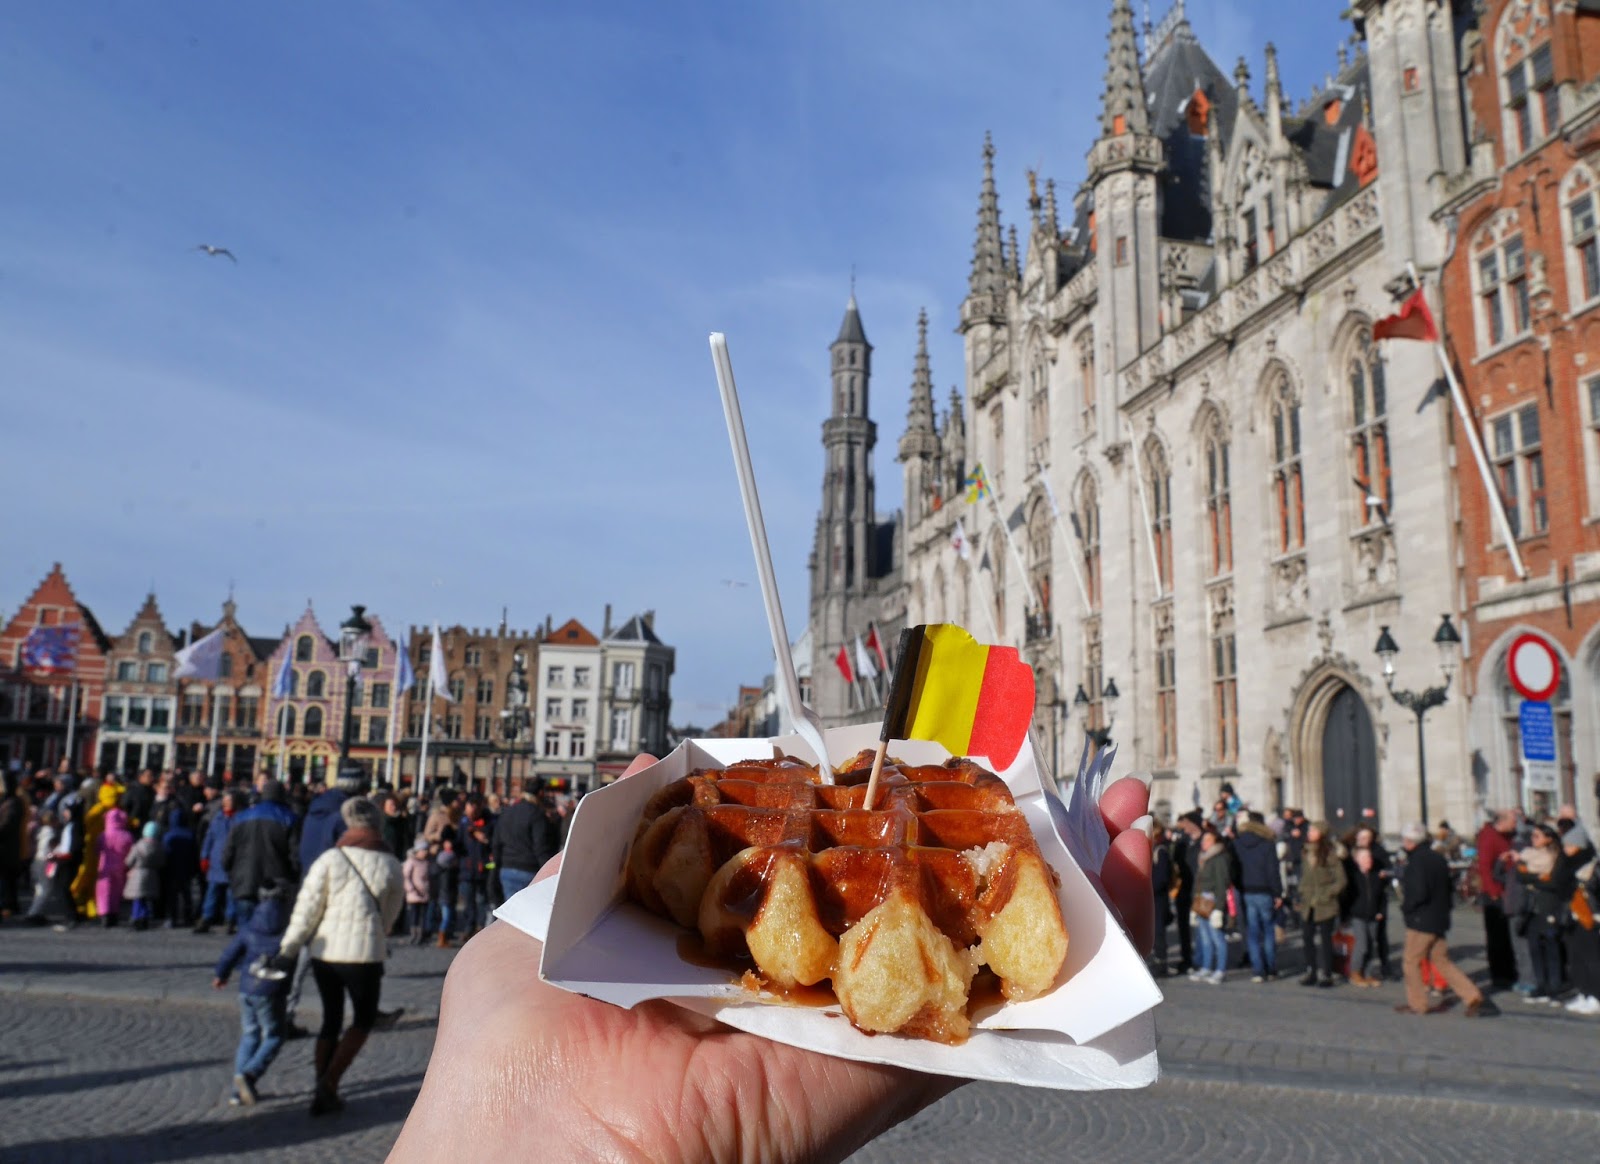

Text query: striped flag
(879, 624), (1035, 769)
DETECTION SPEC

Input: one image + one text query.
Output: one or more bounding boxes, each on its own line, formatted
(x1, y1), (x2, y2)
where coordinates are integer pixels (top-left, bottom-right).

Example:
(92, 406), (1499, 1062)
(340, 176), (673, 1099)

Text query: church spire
(903, 310), (935, 436)
(1101, 0), (1149, 138)
(968, 132), (1006, 298)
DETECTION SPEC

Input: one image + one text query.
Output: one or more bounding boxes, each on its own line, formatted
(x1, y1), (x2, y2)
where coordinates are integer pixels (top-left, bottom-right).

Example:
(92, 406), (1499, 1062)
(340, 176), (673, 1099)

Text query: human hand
(212, 978), (225, 991)
(392, 757), (1155, 1164)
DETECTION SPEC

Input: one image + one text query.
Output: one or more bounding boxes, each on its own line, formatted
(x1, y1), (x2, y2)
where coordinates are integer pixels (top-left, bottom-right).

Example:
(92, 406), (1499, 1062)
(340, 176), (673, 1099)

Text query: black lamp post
(1072, 677), (1120, 753)
(337, 605), (373, 769)
(1374, 615), (1462, 827)
(500, 650), (530, 798)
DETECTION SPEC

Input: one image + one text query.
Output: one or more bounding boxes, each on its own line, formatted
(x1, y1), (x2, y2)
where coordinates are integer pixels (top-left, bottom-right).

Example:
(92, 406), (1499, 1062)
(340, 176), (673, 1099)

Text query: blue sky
(1, 1), (1349, 723)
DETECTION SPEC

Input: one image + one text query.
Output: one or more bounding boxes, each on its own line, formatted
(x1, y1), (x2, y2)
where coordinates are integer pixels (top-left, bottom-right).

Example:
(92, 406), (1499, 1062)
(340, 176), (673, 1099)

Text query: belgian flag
(880, 624), (1035, 769)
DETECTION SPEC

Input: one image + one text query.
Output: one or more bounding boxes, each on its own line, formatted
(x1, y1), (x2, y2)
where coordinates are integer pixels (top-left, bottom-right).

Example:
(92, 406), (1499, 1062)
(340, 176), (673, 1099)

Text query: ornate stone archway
(1284, 654), (1386, 819)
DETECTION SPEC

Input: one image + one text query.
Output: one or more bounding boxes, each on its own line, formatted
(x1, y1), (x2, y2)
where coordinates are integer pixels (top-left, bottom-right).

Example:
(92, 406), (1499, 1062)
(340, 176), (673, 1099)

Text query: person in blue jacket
(195, 790), (246, 935)
(161, 806), (199, 928)
(299, 766), (366, 875)
(212, 891), (291, 1105)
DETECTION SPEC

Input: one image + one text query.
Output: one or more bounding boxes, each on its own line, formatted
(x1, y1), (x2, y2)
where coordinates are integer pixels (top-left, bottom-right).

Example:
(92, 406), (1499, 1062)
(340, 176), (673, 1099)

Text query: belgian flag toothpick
(862, 624), (1036, 809)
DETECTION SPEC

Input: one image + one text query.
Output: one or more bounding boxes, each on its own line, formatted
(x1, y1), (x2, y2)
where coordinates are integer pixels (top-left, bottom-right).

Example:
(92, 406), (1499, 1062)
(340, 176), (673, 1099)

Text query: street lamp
(337, 604), (373, 770)
(1072, 676), (1119, 752)
(1374, 615), (1462, 826)
(500, 650), (530, 797)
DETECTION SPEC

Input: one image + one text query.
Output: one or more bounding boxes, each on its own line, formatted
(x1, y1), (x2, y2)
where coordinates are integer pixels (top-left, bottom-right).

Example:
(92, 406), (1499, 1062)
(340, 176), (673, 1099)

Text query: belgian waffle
(625, 752), (1069, 1043)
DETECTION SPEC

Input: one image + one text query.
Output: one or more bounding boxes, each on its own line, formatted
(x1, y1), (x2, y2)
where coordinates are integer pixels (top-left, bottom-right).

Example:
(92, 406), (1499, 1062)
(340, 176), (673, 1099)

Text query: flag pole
(418, 694), (434, 798)
(984, 487), (1041, 610)
(64, 679), (78, 770)
(1131, 445), (1165, 600)
(207, 690), (221, 780)
(385, 666), (401, 789)
(1036, 470), (1092, 614)
(273, 701), (286, 783)
(1405, 261), (1528, 580)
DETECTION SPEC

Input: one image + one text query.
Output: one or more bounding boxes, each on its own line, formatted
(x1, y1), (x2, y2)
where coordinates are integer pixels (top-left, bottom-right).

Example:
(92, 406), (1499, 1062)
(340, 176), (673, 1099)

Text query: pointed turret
(899, 310), (941, 525)
(1006, 224), (1021, 278)
(1264, 43), (1285, 150)
(901, 310), (936, 442)
(1044, 179), (1060, 239)
(968, 132), (1006, 299)
(1101, 0), (1149, 137)
(836, 291), (868, 346)
(942, 386), (967, 497)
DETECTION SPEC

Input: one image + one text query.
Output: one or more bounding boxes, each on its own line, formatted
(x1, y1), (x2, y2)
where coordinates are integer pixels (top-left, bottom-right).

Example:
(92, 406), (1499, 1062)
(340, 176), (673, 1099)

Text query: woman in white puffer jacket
(279, 795), (404, 1116)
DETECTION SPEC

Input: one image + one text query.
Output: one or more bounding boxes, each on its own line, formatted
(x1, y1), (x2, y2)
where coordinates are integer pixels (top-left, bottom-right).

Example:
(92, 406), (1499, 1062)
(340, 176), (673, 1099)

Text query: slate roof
(609, 614), (662, 645)
(1142, 19), (1237, 243)
(835, 294), (869, 346)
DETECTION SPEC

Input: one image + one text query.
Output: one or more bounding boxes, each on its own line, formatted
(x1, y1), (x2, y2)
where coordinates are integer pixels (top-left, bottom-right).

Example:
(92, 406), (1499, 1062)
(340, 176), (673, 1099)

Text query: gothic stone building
(817, 0), (1496, 829)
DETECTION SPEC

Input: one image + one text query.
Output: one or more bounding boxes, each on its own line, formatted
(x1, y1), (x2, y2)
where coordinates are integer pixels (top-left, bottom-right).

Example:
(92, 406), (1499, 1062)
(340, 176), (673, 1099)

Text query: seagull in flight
(194, 244), (237, 263)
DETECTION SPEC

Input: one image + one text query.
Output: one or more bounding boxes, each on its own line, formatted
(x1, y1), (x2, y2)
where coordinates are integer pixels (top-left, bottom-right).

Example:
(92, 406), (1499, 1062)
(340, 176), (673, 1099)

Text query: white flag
(175, 627), (227, 680)
(854, 634), (879, 682)
(428, 623), (454, 702)
(951, 518), (971, 562)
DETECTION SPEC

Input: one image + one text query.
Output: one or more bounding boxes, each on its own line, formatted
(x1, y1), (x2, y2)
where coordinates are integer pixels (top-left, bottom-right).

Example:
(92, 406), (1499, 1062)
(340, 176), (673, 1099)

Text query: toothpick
(862, 739), (889, 812)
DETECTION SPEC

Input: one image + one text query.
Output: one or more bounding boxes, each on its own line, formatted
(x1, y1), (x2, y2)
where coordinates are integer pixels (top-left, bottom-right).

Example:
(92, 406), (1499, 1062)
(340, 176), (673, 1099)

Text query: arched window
(1077, 477), (1101, 610)
(1562, 164), (1599, 308)
(1028, 500), (1052, 636)
(989, 535), (1007, 638)
(286, 669), (298, 697)
(1497, 4), (1558, 157)
(1146, 441), (1173, 591)
(303, 706), (324, 738)
(1076, 329), (1096, 430)
(1204, 416), (1233, 576)
(1027, 349), (1049, 469)
(1270, 376), (1306, 553)
(295, 635), (314, 663)
(305, 670), (326, 699)
(1350, 332), (1392, 525)
(137, 631), (153, 654)
(1473, 210), (1530, 349)
(281, 705), (297, 736)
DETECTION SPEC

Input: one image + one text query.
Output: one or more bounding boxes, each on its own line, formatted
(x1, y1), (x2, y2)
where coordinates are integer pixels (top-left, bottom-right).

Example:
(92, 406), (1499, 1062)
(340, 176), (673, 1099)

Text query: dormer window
(1187, 88), (1210, 136)
(1349, 125), (1379, 188)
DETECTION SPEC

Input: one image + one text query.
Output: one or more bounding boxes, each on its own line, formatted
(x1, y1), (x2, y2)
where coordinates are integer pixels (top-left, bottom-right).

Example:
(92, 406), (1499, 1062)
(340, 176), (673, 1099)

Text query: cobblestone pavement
(3, 911), (1598, 1162)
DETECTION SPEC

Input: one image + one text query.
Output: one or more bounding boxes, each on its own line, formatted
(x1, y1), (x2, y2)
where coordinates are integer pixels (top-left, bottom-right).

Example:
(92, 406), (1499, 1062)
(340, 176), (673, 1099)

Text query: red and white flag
(1373, 287), (1438, 343)
(865, 623), (889, 672)
(833, 643), (855, 684)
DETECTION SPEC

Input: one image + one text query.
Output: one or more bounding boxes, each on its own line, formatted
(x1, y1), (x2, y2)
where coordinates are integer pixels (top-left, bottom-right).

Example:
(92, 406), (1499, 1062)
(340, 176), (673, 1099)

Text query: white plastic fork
(709, 333), (831, 773)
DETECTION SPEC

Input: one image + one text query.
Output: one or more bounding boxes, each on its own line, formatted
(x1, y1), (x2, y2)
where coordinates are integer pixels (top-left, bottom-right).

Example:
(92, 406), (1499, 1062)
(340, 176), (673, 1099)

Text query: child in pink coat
(95, 806), (136, 925)
(402, 839), (431, 945)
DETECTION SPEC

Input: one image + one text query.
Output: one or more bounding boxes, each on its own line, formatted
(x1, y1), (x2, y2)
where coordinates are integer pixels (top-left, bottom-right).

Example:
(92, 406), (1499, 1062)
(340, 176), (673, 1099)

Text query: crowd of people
(1149, 786), (1600, 1018)
(0, 759), (575, 1112)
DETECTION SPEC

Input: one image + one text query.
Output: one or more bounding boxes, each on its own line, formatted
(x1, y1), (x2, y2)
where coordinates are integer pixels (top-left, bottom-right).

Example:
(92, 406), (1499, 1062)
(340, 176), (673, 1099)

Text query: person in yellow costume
(71, 779), (125, 917)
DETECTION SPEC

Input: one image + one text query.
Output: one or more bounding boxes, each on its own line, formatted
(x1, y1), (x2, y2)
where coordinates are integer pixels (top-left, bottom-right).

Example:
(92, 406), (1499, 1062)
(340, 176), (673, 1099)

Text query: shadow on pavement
(0, 961), (160, 976)
(3, 1058), (215, 1102)
(3, 1078), (424, 1163)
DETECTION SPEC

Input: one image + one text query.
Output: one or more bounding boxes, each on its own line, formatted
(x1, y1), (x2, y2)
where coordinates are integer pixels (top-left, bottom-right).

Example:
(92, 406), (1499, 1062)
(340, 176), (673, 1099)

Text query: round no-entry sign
(1507, 634), (1561, 702)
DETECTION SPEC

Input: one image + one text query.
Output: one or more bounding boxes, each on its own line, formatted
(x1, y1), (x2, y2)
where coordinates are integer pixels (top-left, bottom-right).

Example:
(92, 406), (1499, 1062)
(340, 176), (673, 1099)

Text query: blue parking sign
(1519, 701), (1556, 763)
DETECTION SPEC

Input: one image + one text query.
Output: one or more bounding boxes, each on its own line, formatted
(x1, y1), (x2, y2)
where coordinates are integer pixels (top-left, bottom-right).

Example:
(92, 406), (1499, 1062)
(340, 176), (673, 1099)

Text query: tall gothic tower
(898, 309), (939, 527)
(1089, 0), (1163, 375)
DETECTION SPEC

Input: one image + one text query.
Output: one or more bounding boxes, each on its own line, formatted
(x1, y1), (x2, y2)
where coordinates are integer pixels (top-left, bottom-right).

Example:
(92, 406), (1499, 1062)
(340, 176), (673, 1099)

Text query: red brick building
(1437, 0), (1600, 818)
(0, 563), (112, 774)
